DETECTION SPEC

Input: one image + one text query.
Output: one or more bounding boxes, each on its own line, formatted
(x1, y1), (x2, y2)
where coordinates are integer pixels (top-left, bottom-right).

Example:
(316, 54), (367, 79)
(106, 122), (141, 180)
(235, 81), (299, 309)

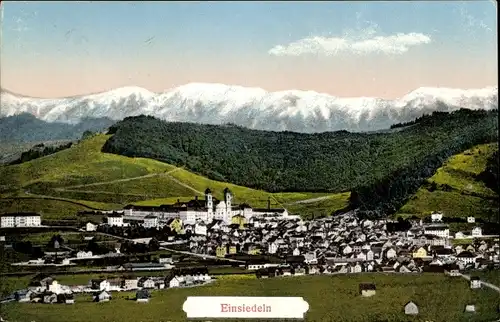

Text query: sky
(0, 1), (497, 99)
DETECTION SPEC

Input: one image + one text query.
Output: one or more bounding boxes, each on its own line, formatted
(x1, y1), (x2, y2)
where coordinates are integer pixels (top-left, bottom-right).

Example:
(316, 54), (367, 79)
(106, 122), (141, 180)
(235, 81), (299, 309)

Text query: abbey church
(123, 187), (291, 225)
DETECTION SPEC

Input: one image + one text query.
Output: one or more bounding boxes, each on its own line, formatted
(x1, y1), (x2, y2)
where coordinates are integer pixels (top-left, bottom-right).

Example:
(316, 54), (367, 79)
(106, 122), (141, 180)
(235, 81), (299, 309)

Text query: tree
(81, 130), (95, 140)
(148, 238), (160, 252)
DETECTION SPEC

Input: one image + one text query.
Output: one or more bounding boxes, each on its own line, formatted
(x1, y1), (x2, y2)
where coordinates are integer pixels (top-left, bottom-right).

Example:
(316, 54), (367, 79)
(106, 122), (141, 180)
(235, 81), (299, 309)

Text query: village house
(93, 290), (111, 302)
(136, 289), (151, 303)
(412, 247), (428, 258)
(86, 222), (97, 231)
(122, 279), (139, 290)
(91, 279), (110, 292)
(456, 251), (477, 265)
(359, 283), (376, 297)
(76, 250), (93, 258)
(168, 276), (182, 288)
(57, 293), (75, 304)
(471, 227), (482, 238)
(404, 301), (419, 315)
(470, 276), (481, 289)
(138, 277), (156, 289)
(431, 212), (443, 222)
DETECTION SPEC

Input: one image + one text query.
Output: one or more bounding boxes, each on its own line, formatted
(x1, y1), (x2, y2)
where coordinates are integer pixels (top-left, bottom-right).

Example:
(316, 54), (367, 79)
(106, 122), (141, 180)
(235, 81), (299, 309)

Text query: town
(1, 187), (499, 310)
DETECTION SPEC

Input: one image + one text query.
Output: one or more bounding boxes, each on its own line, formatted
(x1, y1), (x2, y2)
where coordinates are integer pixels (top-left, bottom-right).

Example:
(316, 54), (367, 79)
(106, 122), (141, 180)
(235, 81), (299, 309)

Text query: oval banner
(183, 296), (309, 319)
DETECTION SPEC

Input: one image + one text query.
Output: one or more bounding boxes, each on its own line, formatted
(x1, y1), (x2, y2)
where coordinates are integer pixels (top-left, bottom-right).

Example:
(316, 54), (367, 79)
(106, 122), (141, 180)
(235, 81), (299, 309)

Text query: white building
(122, 188), (291, 225)
(424, 225), (450, 238)
(194, 222), (207, 236)
(86, 222), (97, 231)
(77, 251), (93, 258)
(268, 242), (278, 254)
(106, 213), (124, 227)
(471, 227), (482, 238)
(470, 277), (481, 289)
(0, 213), (41, 228)
(142, 215), (158, 228)
(467, 216), (476, 223)
(169, 277), (182, 288)
(92, 279), (110, 291)
(431, 212), (443, 222)
(48, 280), (62, 294)
(456, 251), (477, 265)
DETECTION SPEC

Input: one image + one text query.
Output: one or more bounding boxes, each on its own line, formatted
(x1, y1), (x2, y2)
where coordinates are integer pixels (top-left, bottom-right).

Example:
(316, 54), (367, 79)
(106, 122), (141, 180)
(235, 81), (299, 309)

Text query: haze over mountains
(0, 83), (498, 133)
(0, 113), (115, 143)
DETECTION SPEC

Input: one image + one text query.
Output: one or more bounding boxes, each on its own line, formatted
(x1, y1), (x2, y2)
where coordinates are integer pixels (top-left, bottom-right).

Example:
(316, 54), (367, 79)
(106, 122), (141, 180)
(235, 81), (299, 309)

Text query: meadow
(397, 143), (499, 220)
(1, 274), (499, 322)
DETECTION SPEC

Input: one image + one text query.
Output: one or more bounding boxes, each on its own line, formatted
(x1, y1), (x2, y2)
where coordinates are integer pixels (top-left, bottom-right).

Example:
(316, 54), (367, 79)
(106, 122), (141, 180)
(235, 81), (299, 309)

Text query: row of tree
(9, 142), (73, 165)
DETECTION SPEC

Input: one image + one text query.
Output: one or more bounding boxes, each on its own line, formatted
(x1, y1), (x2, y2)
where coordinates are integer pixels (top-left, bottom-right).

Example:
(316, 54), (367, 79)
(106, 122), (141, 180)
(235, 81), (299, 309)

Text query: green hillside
(0, 135), (348, 221)
(102, 109), (498, 193)
(398, 143), (499, 221)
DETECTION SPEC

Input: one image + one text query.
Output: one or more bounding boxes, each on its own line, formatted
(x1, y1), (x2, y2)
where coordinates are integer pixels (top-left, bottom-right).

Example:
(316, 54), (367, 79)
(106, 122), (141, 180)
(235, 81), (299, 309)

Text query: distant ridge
(1, 83), (497, 133)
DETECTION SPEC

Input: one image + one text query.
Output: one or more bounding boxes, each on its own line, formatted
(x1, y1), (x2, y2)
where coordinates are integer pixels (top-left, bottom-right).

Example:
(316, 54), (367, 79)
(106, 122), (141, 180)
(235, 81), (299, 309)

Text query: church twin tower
(205, 187), (233, 223)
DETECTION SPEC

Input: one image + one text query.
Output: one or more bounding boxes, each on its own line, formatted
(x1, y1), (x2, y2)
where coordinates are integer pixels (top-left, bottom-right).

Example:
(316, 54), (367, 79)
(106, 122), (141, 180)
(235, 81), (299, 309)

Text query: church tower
(224, 187), (233, 223)
(205, 188), (214, 222)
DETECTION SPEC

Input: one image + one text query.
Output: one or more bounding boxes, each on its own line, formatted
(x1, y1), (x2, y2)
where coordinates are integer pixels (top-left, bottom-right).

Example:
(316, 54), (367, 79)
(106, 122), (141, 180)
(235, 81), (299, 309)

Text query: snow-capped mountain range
(0, 83), (498, 133)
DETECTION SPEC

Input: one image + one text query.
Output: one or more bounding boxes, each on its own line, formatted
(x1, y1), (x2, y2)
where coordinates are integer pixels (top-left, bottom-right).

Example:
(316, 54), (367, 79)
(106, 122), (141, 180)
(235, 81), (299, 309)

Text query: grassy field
(398, 143), (499, 220)
(12, 231), (117, 245)
(1, 274), (499, 322)
(0, 134), (349, 220)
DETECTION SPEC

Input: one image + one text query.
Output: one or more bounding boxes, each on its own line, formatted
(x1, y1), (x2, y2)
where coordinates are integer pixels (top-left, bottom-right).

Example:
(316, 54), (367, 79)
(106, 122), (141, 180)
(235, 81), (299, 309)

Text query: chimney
(195, 196), (198, 201)
(267, 197), (271, 210)
(177, 199), (180, 204)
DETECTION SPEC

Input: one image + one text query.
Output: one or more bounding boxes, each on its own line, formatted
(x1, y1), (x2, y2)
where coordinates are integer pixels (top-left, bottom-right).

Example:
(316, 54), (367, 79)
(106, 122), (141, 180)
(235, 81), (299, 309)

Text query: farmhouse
(0, 212), (41, 228)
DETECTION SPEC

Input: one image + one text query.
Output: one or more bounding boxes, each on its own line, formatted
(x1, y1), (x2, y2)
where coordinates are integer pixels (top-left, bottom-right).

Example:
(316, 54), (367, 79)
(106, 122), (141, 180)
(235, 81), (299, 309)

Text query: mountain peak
(1, 83), (497, 133)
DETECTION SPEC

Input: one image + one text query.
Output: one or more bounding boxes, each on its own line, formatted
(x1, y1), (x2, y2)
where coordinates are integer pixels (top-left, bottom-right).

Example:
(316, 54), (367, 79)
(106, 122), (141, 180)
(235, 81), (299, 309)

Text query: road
(59, 167), (182, 190)
(459, 273), (500, 293)
(287, 195), (332, 205)
(163, 172), (204, 195)
(160, 247), (246, 264)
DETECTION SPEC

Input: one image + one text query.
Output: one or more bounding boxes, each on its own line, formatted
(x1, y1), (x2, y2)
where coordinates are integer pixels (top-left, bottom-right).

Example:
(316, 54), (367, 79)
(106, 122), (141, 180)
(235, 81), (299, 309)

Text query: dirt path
(287, 195), (332, 205)
(60, 167), (182, 190)
(460, 273), (500, 293)
(163, 172), (204, 196)
(52, 188), (149, 196)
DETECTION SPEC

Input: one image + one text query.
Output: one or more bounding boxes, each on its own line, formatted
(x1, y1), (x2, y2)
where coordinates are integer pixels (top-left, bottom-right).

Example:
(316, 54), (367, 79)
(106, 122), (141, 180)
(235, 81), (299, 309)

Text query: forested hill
(102, 109), (498, 195)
